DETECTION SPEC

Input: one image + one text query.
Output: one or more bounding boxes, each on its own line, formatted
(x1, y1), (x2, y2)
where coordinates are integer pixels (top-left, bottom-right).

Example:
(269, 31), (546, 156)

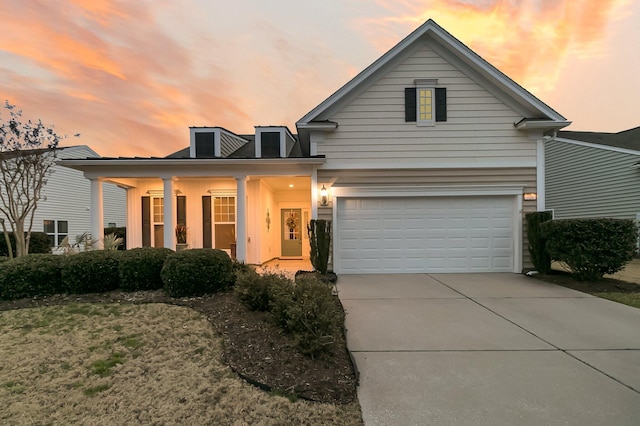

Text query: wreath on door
(286, 213), (297, 229)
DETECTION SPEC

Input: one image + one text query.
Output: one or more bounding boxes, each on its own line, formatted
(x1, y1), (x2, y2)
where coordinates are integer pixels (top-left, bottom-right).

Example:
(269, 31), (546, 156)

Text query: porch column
(235, 176), (247, 262)
(90, 178), (104, 249)
(311, 167), (318, 219)
(163, 177), (175, 249)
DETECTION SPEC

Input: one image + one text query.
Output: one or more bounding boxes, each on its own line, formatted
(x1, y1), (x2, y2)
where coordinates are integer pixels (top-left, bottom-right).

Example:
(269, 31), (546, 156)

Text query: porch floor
(257, 258), (313, 278)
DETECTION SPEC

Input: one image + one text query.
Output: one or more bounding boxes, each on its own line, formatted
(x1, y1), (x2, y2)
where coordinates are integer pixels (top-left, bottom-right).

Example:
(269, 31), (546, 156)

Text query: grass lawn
(536, 269), (640, 309)
(0, 303), (362, 425)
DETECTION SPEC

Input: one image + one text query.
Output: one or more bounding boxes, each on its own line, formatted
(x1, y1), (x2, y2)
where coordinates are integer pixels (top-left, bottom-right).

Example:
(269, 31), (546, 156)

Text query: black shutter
(202, 196), (212, 248)
(141, 196), (151, 247)
(177, 196), (186, 226)
(435, 88), (447, 122)
(404, 88), (417, 122)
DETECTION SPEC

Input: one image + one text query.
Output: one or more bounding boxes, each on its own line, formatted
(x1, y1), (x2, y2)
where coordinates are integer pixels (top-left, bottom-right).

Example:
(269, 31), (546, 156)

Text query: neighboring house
(0, 145), (126, 248)
(546, 127), (640, 220)
(60, 20), (569, 273)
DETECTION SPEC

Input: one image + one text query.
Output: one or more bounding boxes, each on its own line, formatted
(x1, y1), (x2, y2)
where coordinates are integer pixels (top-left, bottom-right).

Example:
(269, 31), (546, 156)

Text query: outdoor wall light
(320, 185), (328, 206)
(523, 192), (538, 201)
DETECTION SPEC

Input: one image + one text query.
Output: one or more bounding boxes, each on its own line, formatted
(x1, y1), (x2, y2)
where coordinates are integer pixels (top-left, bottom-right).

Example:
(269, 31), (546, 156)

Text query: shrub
(234, 268), (271, 311)
(526, 211), (553, 274)
(61, 250), (121, 294)
(161, 249), (234, 297)
(0, 254), (64, 300)
(266, 274), (296, 330)
(104, 227), (126, 250)
(308, 219), (332, 274)
(28, 232), (53, 254)
(0, 232), (52, 257)
(284, 277), (342, 358)
(119, 247), (173, 291)
(541, 218), (638, 281)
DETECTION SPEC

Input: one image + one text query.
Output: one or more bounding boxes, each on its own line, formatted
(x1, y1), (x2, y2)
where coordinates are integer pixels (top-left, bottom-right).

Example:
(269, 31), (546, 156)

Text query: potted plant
(175, 224), (188, 251)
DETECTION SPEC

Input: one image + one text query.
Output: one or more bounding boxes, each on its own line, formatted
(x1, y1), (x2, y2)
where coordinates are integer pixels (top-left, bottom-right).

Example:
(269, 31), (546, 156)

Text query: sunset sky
(1, 0), (638, 157)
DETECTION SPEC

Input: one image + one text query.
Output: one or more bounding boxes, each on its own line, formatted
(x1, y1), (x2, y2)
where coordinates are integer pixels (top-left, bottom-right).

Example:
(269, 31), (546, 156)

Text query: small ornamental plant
(175, 224), (187, 244)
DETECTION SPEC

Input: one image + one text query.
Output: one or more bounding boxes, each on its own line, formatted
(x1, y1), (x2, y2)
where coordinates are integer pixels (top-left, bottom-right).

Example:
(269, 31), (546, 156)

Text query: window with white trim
(213, 195), (236, 249)
(405, 81), (447, 124)
(417, 87), (434, 125)
(153, 197), (164, 248)
(43, 220), (68, 246)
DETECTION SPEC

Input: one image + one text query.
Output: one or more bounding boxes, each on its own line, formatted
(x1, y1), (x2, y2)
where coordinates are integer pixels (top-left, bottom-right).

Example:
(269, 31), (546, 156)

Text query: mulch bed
(0, 289), (358, 404)
(534, 269), (640, 294)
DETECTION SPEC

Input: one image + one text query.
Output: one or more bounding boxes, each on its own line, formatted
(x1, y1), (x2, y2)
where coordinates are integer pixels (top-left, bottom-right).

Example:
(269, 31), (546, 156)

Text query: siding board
(546, 140), (640, 219)
(316, 44), (532, 166)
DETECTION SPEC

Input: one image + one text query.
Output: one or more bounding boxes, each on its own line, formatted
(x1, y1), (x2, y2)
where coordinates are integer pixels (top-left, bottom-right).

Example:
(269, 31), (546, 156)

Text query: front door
(281, 208), (302, 257)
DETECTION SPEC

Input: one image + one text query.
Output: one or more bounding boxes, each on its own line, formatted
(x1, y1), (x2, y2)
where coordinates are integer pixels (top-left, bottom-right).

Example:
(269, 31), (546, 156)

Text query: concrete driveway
(337, 273), (640, 425)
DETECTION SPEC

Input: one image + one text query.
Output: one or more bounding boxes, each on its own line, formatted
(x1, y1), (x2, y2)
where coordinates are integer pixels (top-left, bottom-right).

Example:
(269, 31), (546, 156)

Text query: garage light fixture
(523, 192), (537, 201)
(320, 185), (328, 206)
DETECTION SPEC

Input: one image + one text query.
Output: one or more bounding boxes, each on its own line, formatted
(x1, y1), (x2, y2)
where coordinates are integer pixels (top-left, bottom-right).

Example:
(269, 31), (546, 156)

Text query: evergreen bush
(541, 218), (637, 281)
(526, 211), (553, 274)
(0, 232), (52, 257)
(283, 276), (342, 358)
(119, 247), (173, 291)
(61, 250), (121, 294)
(161, 249), (234, 297)
(0, 254), (64, 300)
(308, 219), (331, 274)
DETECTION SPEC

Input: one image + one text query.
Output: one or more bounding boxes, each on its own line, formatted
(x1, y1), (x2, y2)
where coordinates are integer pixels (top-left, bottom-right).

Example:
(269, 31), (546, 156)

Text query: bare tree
(0, 101), (65, 258)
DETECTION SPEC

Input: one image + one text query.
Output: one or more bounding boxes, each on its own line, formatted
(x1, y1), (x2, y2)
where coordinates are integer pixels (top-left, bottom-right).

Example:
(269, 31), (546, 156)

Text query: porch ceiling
(261, 176), (311, 191)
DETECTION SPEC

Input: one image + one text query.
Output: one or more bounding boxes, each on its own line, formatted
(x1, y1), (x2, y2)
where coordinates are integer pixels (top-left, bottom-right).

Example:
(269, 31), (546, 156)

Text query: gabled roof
(297, 19), (568, 128)
(557, 127), (640, 152)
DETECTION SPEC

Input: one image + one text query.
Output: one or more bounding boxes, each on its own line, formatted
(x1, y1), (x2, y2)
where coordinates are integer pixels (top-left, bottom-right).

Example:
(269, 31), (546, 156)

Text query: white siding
(546, 140), (640, 219)
(0, 146), (126, 246)
(317, 45), (534, 168)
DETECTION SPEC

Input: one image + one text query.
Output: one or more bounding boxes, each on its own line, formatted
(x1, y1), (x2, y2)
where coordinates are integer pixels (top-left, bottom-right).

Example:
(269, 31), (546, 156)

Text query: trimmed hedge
(61, 250), (121, 294)
(526, 211), (553, 274)
(119, 247), (173, 291)
(0, 232), (52, 257)
(161, 249), (234, 297)
(541, 218), (638, 281)
(0, 254), (64, 300)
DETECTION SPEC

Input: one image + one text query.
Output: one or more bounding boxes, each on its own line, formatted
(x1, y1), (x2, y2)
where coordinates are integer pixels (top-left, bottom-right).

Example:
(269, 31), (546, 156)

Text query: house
(0, 145), (126, 248)
(59, 19), (569, 273)
(546, 127), (640, 220)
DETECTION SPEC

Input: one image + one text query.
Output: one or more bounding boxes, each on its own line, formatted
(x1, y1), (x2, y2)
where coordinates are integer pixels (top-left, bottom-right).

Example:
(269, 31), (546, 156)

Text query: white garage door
(336, 196), (514, 274)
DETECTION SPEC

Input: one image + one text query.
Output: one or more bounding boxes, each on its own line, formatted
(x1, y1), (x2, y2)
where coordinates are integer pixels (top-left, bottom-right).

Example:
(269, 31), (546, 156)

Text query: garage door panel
(337, 196), (514, 273)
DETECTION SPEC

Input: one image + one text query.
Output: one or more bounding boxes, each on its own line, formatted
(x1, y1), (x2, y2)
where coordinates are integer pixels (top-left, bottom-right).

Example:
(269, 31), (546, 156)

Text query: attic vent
(260, 131), (281, 158)
(195, 132), (215, 157)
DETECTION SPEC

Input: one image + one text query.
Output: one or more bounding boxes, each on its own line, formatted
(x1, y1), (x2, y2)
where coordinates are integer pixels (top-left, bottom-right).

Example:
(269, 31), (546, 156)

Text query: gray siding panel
(546, 141), (640, 219)
(220, 133), (246, 158)
(317, 44), (535, 167)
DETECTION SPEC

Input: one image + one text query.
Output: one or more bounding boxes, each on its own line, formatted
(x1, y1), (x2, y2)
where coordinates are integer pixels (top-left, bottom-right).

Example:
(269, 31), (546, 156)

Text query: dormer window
(189, 127), (248, 158)
(255, 127), (296, 158)
(405, 79), (447, 125)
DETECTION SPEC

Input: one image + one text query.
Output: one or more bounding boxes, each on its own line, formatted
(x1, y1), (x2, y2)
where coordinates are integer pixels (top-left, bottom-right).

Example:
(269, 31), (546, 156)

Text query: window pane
(57, 235), (66, 245)
(58, 221), (68, 234)
(215, 224), (235, 249)
(43, 220), (55, 234)
(153, 198), (164, 222)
